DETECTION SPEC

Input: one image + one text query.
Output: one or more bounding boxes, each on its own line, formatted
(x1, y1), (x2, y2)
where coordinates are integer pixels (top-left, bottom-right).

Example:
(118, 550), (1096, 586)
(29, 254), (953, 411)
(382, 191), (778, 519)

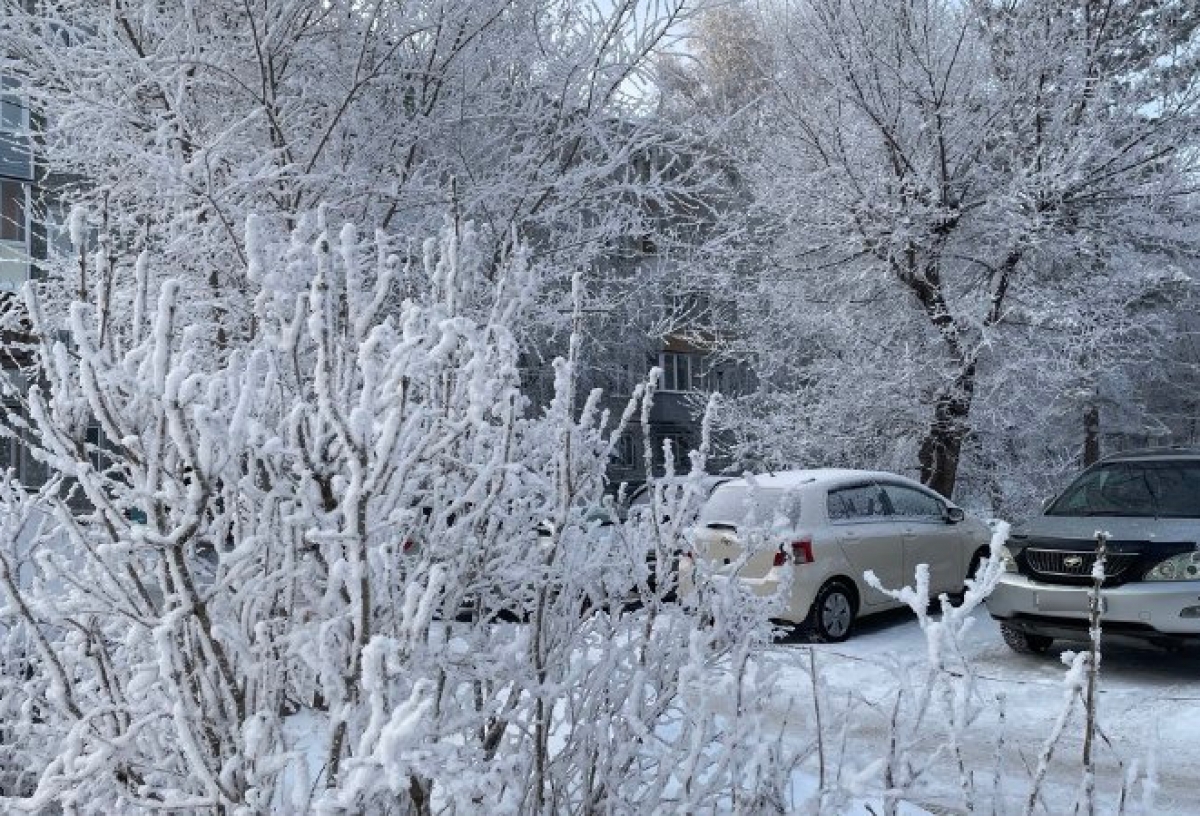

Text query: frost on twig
(857, 521), (1011, 812)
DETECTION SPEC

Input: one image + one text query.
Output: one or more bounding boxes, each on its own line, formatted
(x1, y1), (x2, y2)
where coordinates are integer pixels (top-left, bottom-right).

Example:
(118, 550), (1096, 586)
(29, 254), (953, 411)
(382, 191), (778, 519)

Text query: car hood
(1014, 515), (1200, 546)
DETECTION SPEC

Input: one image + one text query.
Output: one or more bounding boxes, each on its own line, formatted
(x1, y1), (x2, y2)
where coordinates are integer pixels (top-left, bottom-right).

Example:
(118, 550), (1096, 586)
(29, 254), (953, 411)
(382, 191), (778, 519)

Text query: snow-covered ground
(760, 608), (1199, 814)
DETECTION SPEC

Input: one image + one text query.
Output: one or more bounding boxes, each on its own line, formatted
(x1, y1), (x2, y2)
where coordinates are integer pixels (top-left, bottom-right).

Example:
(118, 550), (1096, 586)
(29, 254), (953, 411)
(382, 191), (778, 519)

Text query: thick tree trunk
(899, 247), (1018, 501)
(918, 361), (977, 499)
(1083, 403), (1100, 466)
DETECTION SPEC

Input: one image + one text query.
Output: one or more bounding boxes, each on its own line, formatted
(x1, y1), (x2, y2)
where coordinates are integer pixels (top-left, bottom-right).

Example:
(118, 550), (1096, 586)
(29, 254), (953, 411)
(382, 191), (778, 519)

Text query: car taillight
(773, 550), (787, 567)
(792, 539), (814, 565)
(402, 539), (417, 554)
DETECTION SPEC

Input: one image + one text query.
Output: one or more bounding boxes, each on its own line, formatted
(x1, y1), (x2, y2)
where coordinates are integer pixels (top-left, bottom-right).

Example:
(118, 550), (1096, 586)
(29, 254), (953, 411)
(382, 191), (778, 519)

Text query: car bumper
(678, 559), (820, 624)
(987, 573), (1200, 641)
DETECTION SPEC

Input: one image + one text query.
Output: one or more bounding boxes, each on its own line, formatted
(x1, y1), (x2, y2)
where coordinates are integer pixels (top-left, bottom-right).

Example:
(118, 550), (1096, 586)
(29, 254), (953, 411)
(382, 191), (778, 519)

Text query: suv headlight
(1144, 551), (1200, 582)
(1000, 545), (1019, 573)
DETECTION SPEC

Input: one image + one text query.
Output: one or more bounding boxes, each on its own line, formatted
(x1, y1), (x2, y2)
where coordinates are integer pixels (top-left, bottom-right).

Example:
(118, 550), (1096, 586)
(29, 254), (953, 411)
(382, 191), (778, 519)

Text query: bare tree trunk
(918, 361), (977, 499)
(1083, 403), (1100, 466)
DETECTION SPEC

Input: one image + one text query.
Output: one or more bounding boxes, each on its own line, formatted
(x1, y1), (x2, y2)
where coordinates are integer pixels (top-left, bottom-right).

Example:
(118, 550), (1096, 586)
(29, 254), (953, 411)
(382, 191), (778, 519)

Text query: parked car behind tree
(683, 470), (991, 641)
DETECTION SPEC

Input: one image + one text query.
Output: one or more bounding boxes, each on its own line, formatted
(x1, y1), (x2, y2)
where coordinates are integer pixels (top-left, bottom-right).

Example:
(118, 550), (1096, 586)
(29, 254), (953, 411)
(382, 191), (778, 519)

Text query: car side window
(827, 484), (889, 521)
(883, 484), (944, 520)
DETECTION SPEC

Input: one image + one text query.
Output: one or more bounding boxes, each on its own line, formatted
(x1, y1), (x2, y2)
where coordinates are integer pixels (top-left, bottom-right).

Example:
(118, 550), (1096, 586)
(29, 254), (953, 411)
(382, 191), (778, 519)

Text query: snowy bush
(843, 525), (1152, 816)
(0, 213), (802, 813)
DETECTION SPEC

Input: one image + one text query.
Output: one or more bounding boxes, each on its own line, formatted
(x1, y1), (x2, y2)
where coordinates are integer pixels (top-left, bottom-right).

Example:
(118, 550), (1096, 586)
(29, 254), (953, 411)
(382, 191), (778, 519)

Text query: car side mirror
(944, 506), (965, 524)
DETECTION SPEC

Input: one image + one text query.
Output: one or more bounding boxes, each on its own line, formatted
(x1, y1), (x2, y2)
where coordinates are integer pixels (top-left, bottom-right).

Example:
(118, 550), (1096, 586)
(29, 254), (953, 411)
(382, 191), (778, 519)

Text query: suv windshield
(698, 486), (802, 529)
(1046, 460), (1200, 518)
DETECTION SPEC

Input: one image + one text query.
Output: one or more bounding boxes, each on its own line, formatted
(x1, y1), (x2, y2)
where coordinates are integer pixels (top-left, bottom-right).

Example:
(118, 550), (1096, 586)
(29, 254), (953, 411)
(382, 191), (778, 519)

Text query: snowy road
(759, 607), (1200, 814)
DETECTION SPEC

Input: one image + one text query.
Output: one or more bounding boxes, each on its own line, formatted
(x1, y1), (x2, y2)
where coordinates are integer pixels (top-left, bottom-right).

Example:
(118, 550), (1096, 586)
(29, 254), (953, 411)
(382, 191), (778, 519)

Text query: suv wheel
(805, 581), (856, 643)
(1000, 622), (1053, 654)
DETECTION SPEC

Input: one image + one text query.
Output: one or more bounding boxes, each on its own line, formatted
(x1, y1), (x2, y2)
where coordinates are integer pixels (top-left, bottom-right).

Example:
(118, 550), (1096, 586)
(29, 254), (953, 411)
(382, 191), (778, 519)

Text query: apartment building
(516, 143), (755, 491)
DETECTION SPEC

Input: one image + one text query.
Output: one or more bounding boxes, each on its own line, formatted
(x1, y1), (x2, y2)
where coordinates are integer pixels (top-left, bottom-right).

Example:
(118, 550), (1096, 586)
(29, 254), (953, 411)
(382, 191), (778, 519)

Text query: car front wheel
(1000, 622), (1053, 654)
(805, 581), (856, 643)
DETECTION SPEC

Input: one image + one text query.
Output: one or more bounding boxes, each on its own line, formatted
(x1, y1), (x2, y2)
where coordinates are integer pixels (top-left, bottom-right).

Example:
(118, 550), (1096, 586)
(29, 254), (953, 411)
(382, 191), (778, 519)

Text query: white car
(682, 470), (992, 641)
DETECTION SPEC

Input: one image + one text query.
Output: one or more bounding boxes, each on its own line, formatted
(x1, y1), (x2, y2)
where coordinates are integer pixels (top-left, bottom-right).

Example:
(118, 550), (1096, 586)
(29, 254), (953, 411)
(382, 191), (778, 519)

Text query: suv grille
(1016, 538), (1196, 587)
(1023, 549), (1139, 582)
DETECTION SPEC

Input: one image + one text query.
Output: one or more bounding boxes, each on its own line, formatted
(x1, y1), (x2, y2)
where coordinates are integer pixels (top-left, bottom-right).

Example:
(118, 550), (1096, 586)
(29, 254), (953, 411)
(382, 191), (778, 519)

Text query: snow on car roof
(1100, 447), (1200, 462)
(715, 468), (921, 491)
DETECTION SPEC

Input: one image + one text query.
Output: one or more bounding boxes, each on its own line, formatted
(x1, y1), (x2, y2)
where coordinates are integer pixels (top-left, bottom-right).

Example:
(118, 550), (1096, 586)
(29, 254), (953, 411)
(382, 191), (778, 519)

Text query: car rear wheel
(1000, 622), (1053, 654)
(805, 581), (856, 643)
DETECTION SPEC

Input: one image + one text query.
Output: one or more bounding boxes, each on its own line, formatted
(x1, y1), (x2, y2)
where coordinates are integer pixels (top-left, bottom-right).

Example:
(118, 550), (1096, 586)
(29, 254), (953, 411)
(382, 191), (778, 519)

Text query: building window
(704, 361), (753, 397)
(0, 179), (27, 243)
(0, 177), (28, 290)
(86, 423), (106, 472)
(0, 429), (18, 475)
(657, 351), (751, 394)
(0, 75), (31, 182)
(613, 434), (637, 469)
(652, 427), (693, 472)
(0, 77), (25, 134)
(0, 404), (47, 488)
(659, 351), (694, 392)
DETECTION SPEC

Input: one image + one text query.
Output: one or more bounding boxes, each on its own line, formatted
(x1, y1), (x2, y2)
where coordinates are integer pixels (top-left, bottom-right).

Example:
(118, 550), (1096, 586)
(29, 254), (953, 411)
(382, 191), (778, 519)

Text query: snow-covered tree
(656, 5), (772, 128)
(700, 0), (1200, 503)
(1, 0), (736, 371)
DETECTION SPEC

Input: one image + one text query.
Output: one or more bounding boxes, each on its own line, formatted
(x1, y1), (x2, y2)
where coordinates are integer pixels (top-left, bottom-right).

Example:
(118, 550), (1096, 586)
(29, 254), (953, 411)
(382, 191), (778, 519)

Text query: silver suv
(988, 448), (1200, 652)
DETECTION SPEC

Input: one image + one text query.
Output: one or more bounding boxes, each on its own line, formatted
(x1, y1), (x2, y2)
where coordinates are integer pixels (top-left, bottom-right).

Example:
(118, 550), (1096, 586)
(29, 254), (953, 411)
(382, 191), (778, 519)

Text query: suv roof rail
(1099, 446), (1200, 462)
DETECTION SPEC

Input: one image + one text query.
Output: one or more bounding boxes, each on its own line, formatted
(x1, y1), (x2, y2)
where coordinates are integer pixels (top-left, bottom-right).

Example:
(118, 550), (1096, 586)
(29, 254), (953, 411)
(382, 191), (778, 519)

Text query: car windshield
(1046, 460), (1200, 518)
(698, 485), (802, 529)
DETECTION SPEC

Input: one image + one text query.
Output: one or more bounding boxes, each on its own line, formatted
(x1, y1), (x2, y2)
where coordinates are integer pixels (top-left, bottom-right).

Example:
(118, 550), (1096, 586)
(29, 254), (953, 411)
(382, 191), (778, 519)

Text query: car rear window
(1047, 460), (1200, 518)
(698, 485), (802, 529)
